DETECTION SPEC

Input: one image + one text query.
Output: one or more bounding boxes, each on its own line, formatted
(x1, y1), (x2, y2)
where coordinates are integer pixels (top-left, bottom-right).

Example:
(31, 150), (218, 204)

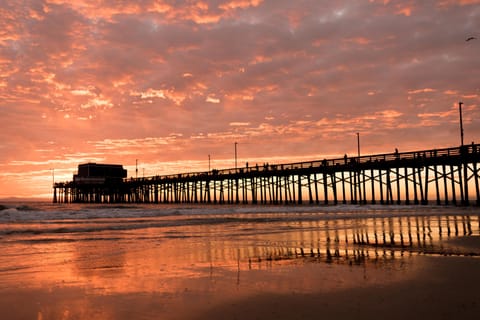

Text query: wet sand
(194, 250), (480, 320)
(1, 251), (478, 319)
(0, 211), (479, 319)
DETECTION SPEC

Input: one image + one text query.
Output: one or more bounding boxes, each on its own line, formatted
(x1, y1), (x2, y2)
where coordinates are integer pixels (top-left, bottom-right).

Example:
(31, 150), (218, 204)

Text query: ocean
(1, 201), (479, 319)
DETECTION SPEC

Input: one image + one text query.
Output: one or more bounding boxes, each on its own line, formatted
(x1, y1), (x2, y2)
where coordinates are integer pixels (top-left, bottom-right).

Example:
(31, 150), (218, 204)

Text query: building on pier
(53, 163), (127, 203)
(74, 163), (127, 184)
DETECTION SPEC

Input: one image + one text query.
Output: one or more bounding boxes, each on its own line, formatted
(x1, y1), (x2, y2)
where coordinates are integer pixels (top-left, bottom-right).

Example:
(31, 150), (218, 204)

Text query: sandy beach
(0, 204), (479, 319)
(1, 246), (479, 320)
(194, 246), (480, 320)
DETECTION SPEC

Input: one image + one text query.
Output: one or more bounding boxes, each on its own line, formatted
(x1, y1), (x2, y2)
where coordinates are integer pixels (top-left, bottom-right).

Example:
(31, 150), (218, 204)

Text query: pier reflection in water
(241, 214), (479, 270)
(1, 212), (478, 285)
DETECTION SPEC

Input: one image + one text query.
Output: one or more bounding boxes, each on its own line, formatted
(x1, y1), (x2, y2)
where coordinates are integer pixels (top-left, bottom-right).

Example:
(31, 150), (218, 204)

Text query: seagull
(466, 36), (476, 42)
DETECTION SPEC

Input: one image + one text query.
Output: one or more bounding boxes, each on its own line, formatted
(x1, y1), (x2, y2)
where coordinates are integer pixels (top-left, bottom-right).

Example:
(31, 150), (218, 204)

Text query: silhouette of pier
(53, 144), (480, 205)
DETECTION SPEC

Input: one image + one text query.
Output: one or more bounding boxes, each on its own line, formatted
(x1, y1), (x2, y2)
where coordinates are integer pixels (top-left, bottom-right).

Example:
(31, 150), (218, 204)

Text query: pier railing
(124, 144), (477, 180)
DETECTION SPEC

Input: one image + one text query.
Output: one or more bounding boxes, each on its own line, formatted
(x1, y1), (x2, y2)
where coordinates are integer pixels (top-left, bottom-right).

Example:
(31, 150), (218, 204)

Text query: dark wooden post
(349, 171), (354, 204)
(362, 169), (367, 204)
(323, 172), (329, 205)
(297, 174), (303, 204)
(386, 169), (393, 204)
(396, 167), (401, 204)
(332, 173), (338, 205)
(411, 167), (418, 204)
(307, 174), (313, 204)
(313, 173), (319, 204)
(370, 169), (376, 204)
(53, 187), (57, 203)
(404, 167), (410, 205)
(474, 162), (480, 205)
(442, 164), (449, 205)
(463, 161), (470, 206)
(379, 169), (384, 204)
(341, 171), (347, 204)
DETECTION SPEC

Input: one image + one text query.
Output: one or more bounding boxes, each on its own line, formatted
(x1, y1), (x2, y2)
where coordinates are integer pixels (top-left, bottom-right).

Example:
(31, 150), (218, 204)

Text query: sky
(0, 0), (479, 199)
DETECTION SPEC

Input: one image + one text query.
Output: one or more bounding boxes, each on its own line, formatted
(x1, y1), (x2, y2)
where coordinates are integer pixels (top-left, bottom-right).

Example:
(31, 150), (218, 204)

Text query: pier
(53, 144), (480, 206)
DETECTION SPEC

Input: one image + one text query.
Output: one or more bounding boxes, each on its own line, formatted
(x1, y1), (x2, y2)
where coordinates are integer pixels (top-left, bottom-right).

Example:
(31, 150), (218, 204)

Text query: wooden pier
(53, 144), (480, 206)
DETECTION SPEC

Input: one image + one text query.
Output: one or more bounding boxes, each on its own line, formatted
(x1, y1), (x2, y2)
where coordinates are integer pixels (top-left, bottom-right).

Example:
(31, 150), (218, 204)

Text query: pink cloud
(0, 0), (479, 198)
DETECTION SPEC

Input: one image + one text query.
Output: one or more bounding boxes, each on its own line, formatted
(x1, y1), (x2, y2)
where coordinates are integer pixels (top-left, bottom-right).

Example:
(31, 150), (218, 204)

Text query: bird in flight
(466, 36), (476, 42)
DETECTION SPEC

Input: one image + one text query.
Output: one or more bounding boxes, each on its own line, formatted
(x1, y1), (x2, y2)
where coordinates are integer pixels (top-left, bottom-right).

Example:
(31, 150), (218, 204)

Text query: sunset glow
(0, 0), (479, 198)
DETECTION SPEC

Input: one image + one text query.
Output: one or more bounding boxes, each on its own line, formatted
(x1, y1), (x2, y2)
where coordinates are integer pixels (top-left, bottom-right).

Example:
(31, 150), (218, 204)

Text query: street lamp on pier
(234, 142), (238, 170)
(356, 132), (360, 157)
(459, 101), (464, 146)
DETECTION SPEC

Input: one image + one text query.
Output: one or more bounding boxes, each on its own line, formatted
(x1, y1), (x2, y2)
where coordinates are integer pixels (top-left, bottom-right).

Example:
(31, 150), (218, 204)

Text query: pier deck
(53, 144), (480, 205)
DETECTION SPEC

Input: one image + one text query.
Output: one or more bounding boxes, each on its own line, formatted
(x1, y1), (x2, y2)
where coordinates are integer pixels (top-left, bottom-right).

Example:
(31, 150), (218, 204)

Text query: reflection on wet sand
(242, 215), (479, 272)
(0, 212), (479, 319)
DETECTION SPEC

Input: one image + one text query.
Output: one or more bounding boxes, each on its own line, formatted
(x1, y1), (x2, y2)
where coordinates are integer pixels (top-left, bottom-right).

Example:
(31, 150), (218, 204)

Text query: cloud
(408, 88), (436, 94)
(0, 0), (479, 197)
(206, 96), (220, 103)
(229, 122), (251, 126)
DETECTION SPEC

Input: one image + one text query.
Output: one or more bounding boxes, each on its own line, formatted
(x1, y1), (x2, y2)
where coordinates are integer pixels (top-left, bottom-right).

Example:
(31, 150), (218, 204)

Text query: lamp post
(356, 132), (360, 157)
(208, 154), (211, 172)
(234, 142), (238, 170)
(459, 101), (464, 146)
(136, 159), (138, 179)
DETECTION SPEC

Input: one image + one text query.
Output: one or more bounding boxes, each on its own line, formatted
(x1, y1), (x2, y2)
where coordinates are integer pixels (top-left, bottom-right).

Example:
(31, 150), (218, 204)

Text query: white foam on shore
(1, 201), (477, 222)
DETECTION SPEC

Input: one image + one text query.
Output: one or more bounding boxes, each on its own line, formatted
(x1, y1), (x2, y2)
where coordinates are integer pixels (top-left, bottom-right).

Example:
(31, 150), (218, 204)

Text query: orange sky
(0, 0), (479, 198)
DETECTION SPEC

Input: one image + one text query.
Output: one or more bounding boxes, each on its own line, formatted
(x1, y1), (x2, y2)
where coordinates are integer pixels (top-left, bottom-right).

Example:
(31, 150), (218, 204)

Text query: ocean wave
(0, 203), (40, 211)
(0, 201), (475, 223)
